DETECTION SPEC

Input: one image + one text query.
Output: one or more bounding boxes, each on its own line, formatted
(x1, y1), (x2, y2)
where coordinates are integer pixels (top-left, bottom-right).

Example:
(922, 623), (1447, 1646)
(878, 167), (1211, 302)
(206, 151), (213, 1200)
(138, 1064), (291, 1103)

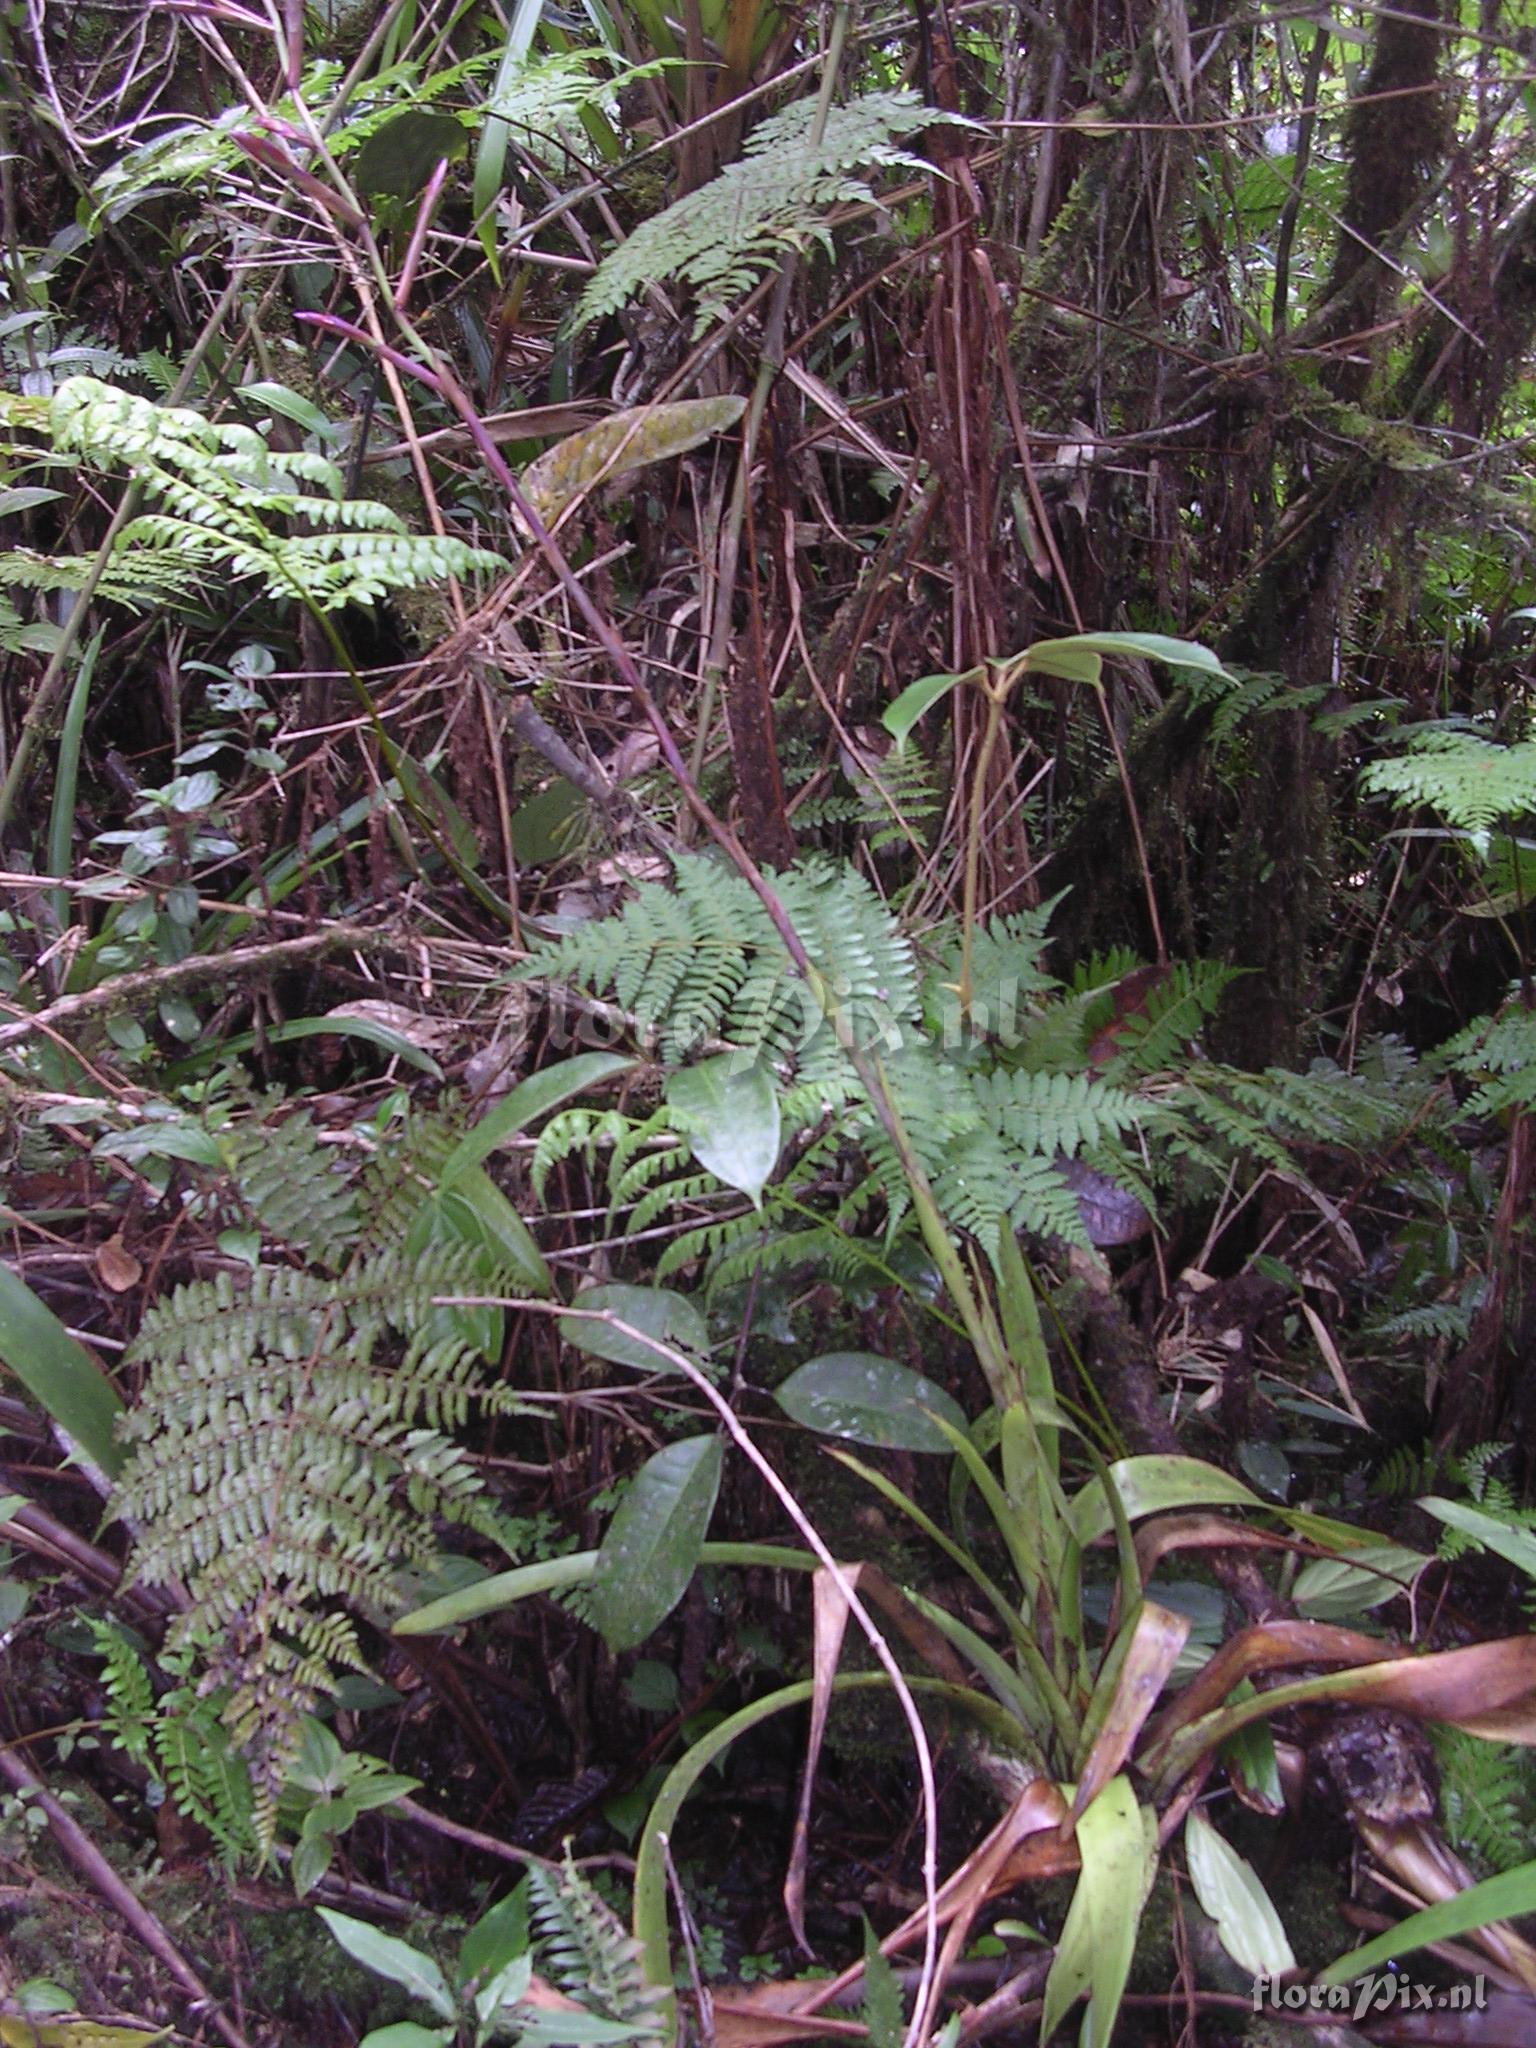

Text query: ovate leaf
(666, 1055), (780, 1206)
(1184, 1809), (1295, 1977)
(317, 1910), (456, 2019)
(1292, 1543), (1428, 1619)
(590, 1435), (723, 1652)
(522, 399), (746, 524)
(559, 1283), (709, 1373)
(882, 669), (967, 745)
(775, 1353), (967, 1451)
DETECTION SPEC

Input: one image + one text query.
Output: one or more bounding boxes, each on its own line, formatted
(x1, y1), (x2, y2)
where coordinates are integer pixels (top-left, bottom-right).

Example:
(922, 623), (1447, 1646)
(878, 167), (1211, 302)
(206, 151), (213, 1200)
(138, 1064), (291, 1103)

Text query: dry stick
(0, 1735), (253, 2048)
(690, 3), (851, 794)
(0, 925), (394, 1049)
(970, 246), (1167, 964)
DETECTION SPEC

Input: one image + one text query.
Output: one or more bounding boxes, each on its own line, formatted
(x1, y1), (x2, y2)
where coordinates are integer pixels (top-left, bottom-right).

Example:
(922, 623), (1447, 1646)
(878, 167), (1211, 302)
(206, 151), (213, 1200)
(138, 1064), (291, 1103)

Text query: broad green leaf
(1071, 1456), (1264, 1546)
(1020, 643), (1102, 686)
(475, 1952), (532, 2028)
(439, 1053), (635, 1183)
(420, 1165), (551, 1302)
(358, 2027), (455, 2048)
(289, 1833), (333, 1898)
(1317, 1857), (1536, 1987)
(94, 1121), (225, 1167)
(516, 2012), (656, 2046)
(393, 1539), (816, 1635)
(522, 398), (747, 523)
(354, 110), (467, 200)
(1292, 1543), (1428, 1619)
(1024, 630), (1232, 682)
(457, 1881), (529, 1992)
(317, 1910), (456, 2019)
(590, 1435), (723, 1652)
(1039, 1776), (1157, 2046)
(236, 381), (341, 440)
(775, 1353), (968, 1451)
(666, 1055), (780, 1205)
(1419, 1496), (1536, 1582)
(1184, 1810), (1295, 1977)
(882, 669), (968, 744)
(0, 1264), (124, 1479)
(559, 1282), (709, 1372)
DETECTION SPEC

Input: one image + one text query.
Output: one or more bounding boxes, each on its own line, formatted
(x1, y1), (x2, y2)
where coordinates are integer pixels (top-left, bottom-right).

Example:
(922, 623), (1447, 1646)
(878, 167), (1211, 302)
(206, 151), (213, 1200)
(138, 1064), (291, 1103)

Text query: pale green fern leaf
(1363, 726), (1536, 850)
(576, 91), (959, 334)
(0, 378), (502, 615)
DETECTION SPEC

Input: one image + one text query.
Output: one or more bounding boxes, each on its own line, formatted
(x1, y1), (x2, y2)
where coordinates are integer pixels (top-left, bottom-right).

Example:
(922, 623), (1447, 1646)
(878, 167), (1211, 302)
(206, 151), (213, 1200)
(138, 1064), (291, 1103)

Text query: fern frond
(1362, 726), (1536, 850)
(227, 1111), (360, 1267)
(525, 1851), (667, 2037)
(0, 378), (503, 616)
(576, 91), (960, 334)
(1433, 1725), (1536, 1873)
(112, 1100), (536, 1830)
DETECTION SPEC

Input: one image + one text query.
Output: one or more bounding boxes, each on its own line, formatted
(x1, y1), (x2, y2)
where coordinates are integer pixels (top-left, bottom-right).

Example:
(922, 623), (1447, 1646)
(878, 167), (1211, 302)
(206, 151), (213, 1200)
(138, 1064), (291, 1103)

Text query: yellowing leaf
(521, 398), (746, 523)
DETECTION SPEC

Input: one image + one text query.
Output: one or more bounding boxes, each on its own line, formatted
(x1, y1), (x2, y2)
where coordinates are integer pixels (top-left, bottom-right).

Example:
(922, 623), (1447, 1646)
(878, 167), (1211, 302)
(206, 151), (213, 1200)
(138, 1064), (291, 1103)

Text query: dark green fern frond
(1363, 1300), (1474, 1347)
(227, 1111), (360, 1268)
(112, 1214), (528, 1827)
(1370, 1442), (1440, 1501)
(1433, 1725), (1536, 1873)
(1093, 961), (1240, 1078)
(1439, 1002), (1536, 1117)
(525, 1851), (666, 2038)
(968, 1068), (1142, 1158)
(575, 91), (959, 334)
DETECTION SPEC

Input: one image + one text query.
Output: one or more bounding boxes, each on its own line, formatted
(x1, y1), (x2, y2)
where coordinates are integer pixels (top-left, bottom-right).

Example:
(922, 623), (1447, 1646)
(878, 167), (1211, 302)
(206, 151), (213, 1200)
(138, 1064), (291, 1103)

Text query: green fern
(1433, 1724), (1536, 1872)
(523, 1850), (667, 2039)
(85, 1617), (158, 1776)
(86, 1624), (259, 1866)
(1370, 1441), (1441, 1501)
(0, 377), (502, 616)
(1362, 725), (1536, 850)
(110, 1104), (530, 1835)
(524, 853), (1139, 1266)
(1438, 1000), (1536, 1117)
(575, 90), (960, 334)
(226, 1110), (360, 1269)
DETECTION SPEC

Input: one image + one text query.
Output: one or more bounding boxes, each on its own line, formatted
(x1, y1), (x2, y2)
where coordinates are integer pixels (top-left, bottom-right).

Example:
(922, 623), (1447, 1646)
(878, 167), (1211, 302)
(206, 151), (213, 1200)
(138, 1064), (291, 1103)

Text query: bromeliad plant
(400, 1229), (1536, 2043)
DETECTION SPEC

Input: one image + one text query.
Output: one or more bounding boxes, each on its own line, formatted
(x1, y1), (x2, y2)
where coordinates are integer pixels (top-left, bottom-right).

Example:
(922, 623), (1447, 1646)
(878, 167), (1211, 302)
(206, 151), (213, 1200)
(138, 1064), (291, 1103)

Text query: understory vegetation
(4, 0), (1536, 2043)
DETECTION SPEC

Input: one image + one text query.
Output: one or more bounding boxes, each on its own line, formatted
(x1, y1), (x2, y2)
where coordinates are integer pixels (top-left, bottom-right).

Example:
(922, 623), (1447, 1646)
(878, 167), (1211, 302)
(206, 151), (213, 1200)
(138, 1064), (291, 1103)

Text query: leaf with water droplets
(774, 1353), (967, 1451)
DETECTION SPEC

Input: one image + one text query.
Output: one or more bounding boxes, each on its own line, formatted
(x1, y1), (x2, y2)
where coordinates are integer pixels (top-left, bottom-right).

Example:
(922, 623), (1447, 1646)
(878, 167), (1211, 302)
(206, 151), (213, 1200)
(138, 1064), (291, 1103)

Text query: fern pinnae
(575, 90), (964, 336)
